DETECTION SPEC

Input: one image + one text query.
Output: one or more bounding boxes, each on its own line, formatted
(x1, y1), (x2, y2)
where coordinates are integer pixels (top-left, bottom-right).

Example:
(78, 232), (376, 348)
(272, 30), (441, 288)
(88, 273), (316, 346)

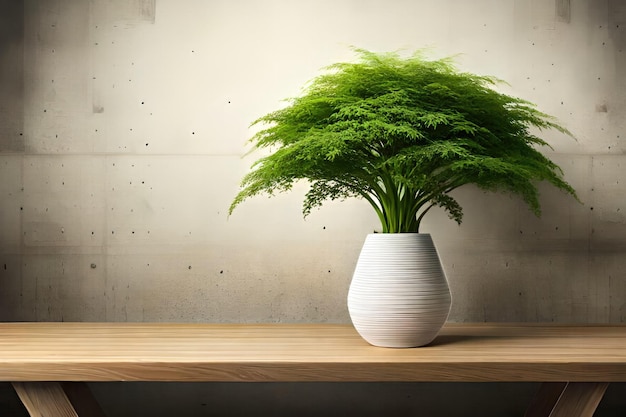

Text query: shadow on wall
(608, 0), (626, 47)
(607, 0), (626, 129)
(0, 0), (24, 152)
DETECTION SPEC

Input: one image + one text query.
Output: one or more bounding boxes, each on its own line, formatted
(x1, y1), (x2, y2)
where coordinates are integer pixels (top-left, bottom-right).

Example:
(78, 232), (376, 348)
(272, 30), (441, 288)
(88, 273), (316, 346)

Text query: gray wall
(1, 0), (625, 416)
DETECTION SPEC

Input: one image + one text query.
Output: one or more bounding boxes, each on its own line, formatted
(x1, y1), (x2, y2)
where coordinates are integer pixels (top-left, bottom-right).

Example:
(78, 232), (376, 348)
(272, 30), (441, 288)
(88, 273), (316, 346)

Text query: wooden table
(1, 323), (624, 417)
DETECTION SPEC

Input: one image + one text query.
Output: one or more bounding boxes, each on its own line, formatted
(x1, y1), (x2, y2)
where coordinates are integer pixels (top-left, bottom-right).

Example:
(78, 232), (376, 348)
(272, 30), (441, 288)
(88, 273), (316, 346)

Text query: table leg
(12, 382), (106, 417)
(525, 382), (609, 417)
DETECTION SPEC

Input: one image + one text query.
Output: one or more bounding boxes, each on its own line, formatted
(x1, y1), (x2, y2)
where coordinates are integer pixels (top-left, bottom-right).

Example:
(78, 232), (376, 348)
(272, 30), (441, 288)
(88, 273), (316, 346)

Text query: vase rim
(367, 232), (431, 236)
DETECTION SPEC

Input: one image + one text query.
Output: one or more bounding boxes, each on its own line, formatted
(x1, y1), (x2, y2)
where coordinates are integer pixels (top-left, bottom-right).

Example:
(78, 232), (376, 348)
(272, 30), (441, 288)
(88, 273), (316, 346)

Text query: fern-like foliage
(230, 49), (578, 233)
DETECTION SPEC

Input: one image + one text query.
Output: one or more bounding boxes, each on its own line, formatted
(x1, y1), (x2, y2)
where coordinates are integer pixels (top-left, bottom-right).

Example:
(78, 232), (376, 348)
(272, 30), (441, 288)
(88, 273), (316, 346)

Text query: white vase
(347, 233), (451, 348)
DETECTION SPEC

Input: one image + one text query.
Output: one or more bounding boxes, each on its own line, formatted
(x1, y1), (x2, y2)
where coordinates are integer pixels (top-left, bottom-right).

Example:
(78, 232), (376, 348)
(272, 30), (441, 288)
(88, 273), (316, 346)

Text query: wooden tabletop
(1, 322), (625, 382)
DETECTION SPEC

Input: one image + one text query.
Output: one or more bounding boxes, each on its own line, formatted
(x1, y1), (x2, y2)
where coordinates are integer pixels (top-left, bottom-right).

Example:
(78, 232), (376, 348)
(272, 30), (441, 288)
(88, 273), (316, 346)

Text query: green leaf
(230, 48), (579, 233)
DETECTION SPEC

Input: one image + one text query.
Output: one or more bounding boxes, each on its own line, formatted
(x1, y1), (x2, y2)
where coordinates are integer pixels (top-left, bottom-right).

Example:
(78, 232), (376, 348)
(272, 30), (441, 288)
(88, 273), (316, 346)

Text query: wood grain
(525, 382), (609, 417)
(12, 382), (79, 417)
(548, 382), (609, 417)
(1, 323), (625, 382)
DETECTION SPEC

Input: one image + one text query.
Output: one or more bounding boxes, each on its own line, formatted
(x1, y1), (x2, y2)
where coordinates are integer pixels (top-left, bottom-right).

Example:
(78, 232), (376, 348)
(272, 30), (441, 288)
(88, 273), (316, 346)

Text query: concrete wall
(1, 0), (626, 416)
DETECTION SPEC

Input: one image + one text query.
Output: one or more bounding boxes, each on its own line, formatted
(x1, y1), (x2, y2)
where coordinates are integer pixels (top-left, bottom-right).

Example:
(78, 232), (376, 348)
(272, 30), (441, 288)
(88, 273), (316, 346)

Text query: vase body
(347, 233), (451, 348)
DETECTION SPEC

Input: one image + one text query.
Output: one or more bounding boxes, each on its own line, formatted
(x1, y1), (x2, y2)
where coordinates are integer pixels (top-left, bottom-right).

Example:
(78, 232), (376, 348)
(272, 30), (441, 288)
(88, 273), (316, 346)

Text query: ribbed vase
(347, 233), (451, 348)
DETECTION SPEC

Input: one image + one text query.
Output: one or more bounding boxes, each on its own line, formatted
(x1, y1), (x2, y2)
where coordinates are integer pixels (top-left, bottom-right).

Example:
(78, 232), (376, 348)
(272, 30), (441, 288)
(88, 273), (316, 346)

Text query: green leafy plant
(230, 49), (578, 233)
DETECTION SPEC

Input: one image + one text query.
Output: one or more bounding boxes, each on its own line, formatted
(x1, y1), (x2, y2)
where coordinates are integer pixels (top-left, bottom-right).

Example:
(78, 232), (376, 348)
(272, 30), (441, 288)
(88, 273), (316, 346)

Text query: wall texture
(1, 0), (626, 416)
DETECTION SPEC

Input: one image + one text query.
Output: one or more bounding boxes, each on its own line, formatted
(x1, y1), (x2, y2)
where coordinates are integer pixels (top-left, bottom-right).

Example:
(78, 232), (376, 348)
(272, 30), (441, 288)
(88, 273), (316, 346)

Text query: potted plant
(229, 49), (578, 347)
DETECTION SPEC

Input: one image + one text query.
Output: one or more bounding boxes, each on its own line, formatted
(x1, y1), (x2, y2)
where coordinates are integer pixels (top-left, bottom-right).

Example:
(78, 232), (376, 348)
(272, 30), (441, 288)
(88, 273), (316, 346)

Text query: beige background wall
(1, 0), (625, 416)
